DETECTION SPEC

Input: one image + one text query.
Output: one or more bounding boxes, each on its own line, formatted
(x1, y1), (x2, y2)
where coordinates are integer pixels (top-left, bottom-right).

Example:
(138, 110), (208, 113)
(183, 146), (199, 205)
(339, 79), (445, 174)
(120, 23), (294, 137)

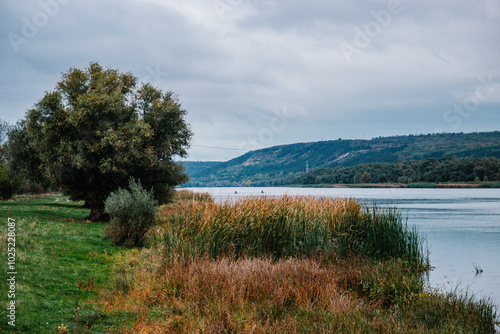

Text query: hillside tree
(10, 62), (192, 220)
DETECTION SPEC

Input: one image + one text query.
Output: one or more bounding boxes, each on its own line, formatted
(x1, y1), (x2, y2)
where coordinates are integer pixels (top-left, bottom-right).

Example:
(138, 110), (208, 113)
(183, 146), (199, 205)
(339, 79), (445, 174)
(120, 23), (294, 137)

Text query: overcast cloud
(1, 0), (499, 161)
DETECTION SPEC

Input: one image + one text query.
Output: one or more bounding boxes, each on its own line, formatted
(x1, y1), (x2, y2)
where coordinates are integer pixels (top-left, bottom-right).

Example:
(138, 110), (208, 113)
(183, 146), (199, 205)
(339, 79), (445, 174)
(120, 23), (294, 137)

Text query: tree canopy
(9, 62), (192, 220)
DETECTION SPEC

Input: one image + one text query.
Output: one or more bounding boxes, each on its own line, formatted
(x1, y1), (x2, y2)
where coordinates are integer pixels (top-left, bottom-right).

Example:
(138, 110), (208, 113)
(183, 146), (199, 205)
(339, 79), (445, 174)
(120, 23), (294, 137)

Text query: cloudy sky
(1, 0), (499, 161)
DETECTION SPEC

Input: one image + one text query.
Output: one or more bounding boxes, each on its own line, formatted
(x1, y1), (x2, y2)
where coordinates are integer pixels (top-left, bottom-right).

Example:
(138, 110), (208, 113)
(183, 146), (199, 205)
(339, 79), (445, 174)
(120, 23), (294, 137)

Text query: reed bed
(174, 189), (213, 202)
(95, 193), (497, 333)
(159, 196), (426, 267)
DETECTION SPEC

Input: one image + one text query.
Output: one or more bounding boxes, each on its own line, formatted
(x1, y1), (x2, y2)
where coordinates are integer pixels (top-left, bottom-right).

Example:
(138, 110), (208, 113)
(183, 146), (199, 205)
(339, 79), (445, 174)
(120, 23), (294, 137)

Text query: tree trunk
(86, 207), (110, 222)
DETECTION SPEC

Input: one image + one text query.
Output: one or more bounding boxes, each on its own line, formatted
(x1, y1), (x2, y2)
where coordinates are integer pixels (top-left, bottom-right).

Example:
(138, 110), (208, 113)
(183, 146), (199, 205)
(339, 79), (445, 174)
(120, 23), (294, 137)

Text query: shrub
(104, 178), (158, 247)
(19, 183), (45, 195)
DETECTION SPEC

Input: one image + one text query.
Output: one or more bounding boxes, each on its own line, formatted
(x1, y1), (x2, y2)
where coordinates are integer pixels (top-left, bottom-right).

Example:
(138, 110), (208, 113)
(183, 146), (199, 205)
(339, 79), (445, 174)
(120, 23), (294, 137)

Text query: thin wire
(191, 145), (248, 152)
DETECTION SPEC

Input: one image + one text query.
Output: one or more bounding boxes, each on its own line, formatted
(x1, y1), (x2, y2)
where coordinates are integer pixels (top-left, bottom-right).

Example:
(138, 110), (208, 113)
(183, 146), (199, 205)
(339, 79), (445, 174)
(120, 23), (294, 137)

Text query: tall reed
(159, 196), (427, 267)
(174, 189), (213, 202)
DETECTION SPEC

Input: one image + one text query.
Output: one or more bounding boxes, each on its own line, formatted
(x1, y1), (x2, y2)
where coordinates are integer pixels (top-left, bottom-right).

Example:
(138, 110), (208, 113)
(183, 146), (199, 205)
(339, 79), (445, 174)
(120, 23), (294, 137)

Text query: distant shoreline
(288, 182), (500, 189)
(184, 182), (500, 189)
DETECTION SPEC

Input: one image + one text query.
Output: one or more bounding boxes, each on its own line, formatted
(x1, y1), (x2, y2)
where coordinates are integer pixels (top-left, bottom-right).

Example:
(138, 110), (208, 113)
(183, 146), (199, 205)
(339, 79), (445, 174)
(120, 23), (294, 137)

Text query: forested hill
(183, 131), (500, 187)
(182, 161), (222, 177)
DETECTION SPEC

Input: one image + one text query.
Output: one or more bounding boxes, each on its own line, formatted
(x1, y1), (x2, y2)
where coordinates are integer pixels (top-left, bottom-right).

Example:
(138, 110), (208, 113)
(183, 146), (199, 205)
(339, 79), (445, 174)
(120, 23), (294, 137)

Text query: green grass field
(0, 194), (132, 333)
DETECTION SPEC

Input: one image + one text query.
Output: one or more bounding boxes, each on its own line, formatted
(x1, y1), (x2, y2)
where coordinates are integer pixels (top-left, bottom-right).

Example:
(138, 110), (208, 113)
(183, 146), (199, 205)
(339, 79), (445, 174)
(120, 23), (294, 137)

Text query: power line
(191, 145), (249, 152)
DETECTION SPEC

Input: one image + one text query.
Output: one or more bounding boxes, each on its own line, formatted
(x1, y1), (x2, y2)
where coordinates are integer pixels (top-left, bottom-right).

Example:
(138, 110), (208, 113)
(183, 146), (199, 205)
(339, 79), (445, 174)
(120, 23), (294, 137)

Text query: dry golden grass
(98, 250), (370, 333)
(174, 189), (213, 202)
(95, 192), (497, 333)
(99, 251), (497, 333)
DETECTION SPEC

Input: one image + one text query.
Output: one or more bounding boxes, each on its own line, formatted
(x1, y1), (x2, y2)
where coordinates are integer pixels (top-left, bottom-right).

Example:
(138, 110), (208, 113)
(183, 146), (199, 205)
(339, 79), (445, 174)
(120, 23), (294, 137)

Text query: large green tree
(11, 62), (192, 220)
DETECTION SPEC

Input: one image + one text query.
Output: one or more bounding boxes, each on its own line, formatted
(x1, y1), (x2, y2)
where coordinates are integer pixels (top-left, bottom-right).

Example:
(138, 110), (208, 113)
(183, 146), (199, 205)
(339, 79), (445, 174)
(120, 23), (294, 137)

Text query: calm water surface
(186, 187), (500, 307)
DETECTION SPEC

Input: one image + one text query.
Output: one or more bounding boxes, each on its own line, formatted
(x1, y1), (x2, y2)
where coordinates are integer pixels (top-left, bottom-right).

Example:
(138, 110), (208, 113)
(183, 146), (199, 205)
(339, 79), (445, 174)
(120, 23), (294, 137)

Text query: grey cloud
(0, 0), (499, 160)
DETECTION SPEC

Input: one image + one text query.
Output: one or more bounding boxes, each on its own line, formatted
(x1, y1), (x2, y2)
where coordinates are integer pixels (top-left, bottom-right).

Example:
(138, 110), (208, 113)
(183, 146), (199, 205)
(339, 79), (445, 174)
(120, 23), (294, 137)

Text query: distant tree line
(185, 131), (500, 187)
(289, 157), (500, 185)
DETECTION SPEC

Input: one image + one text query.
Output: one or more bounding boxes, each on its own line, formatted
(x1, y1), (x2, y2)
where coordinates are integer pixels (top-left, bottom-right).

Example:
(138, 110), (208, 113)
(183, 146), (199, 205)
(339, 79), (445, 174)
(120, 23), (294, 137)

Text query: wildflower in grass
(57, 324), (68, 334)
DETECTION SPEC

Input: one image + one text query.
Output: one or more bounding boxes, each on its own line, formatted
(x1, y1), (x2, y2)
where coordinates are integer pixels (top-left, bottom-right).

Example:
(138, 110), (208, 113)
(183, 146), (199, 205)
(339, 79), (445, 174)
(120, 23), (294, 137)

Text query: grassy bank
(1, 192), (498, 333)
(0, 194), (132, 333)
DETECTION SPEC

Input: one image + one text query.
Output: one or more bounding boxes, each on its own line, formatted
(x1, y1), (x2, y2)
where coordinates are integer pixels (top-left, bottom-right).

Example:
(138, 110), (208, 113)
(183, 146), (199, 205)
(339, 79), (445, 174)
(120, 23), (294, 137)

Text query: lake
(185, 187), (500, 307)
